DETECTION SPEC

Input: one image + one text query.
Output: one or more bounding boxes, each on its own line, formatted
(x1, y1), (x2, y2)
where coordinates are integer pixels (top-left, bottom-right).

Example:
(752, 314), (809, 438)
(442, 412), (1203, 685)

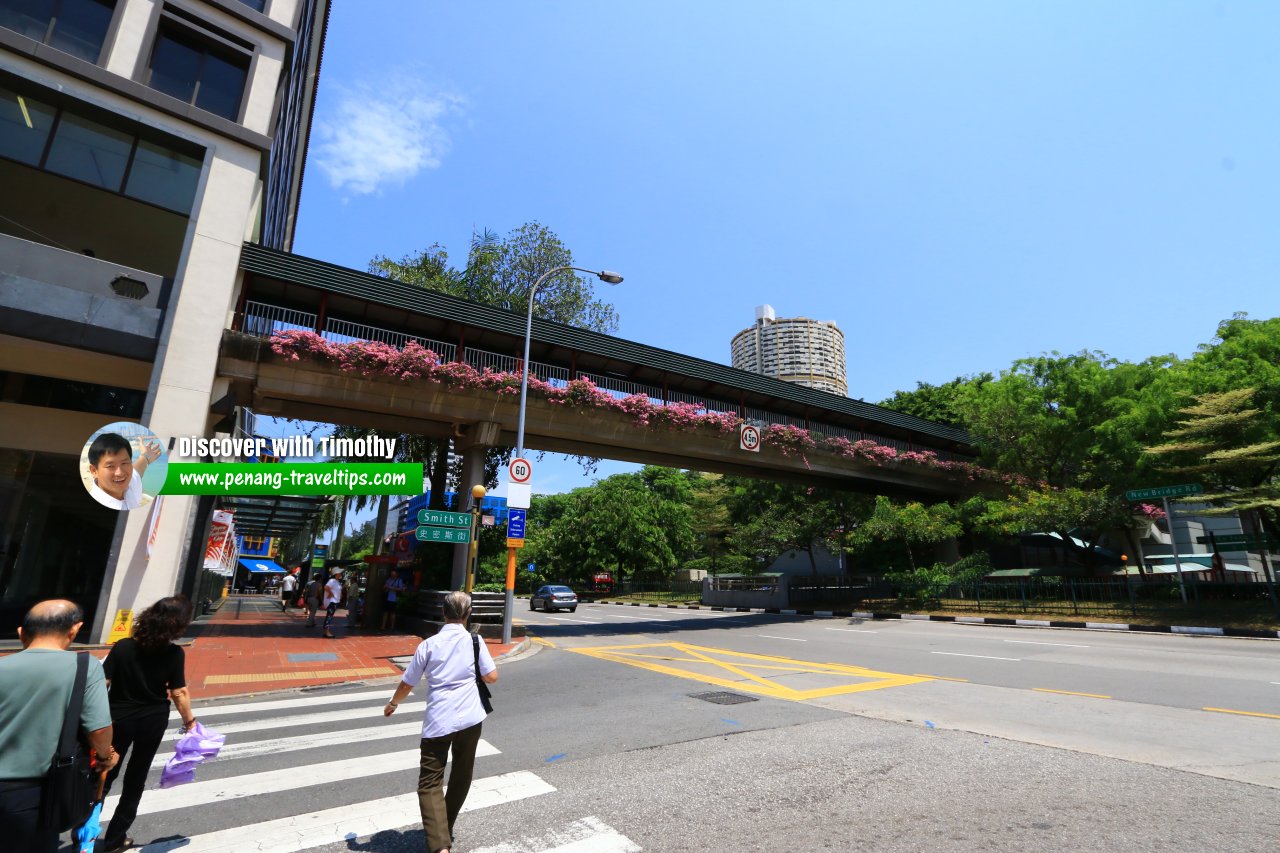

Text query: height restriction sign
(509, 457), (533, 483)
(739, 424), (761, 452)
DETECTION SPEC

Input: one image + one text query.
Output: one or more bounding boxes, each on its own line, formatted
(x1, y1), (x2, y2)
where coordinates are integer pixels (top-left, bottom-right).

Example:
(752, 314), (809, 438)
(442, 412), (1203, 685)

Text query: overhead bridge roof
(238, 243), (973, 454)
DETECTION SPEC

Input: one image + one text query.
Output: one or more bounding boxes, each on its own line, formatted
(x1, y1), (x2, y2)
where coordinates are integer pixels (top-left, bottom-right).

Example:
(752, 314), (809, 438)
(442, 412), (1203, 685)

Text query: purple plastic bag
(160, 721), (225, 788)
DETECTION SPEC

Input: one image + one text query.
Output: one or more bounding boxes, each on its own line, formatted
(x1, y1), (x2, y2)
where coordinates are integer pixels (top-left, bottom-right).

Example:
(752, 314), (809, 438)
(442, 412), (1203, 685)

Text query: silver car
(530, 584), (578, 612)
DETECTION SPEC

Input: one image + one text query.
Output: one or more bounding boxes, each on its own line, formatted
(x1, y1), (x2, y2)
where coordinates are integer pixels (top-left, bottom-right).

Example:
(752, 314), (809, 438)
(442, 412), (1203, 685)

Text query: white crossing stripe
(150, 723), (500, 767)
(601, 612), (673, 620)
(105, 749), (420, 819)
(136, 771), (556, 853)
(472, 815), (641, 852)
(170, 687), (414, 721)
(544, 616), (598, 623)
(161, 700), (426, 741)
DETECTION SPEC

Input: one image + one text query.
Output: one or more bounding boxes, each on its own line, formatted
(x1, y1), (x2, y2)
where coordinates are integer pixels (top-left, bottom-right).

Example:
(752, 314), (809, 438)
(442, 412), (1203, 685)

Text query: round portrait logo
(80, 422), (168, 511)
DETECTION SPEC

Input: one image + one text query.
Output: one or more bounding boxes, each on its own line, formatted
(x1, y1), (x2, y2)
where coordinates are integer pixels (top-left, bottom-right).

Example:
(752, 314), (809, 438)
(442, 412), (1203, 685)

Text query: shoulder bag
(471, 634), (494, 714)
(41, 652), (96, 831)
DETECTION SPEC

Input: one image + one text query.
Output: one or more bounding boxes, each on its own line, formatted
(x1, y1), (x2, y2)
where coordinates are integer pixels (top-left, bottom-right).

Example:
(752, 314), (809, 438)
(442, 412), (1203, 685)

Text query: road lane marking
(931, 652), (1021, 661)
(109, 749), (421, 818)
(1033, 688), (1111, 699)
(758, 634), (807, 642)
(603, 612), (674, 620)
(531, 637), (557, 648)
(825, 628), (879, 634)
(545, 615), (599, 623)
(162, 700), (427, 741)
(169, 688), (399, 720)
(913, 674), (969, 682)
(150, 724), (500, 768)
(1005, 640), (1090, 648)
(1204, 707), (1280, 720)
(472, 815), (641, 853)
(569, 642), (929, 701)
(133, 771), (556, 853)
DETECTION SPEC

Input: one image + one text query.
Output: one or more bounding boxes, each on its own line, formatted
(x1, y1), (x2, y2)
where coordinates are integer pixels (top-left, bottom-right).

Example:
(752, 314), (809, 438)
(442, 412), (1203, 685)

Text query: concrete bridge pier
(451, 421), (503, 589)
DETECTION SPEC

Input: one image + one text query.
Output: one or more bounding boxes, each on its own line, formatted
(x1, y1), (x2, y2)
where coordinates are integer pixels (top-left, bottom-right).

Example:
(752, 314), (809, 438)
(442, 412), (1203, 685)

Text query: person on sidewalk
(382, 569), (407, 632)
(322, 570), (344, 639)
(384, 591), (497, 853)
(303, 573), (323, 627)
(280, 569), (298, 612)
(0, 600), (117, 853)
(100, 595), (197, 853)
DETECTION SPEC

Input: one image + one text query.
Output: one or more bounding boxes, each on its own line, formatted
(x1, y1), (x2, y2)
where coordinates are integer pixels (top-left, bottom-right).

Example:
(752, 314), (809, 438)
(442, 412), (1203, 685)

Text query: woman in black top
(101, 595), (197, 853)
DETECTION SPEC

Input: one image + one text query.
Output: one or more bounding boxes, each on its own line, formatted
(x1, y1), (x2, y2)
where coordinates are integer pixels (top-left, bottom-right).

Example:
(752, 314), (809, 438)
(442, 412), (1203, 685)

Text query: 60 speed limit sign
(739, 424), (761, 452)
(509, 457), (533, 483)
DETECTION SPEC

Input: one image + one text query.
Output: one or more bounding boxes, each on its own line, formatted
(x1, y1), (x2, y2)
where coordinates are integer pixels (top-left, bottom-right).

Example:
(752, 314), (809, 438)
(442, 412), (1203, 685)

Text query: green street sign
(1124, 483), (1204, 501)
(417, 509), (470, 528)
(415, 526), (470, 544)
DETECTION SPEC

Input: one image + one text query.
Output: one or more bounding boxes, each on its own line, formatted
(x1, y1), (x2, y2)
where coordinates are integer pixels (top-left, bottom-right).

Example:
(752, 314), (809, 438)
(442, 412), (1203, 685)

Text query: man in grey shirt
(0, 600), (117, 853)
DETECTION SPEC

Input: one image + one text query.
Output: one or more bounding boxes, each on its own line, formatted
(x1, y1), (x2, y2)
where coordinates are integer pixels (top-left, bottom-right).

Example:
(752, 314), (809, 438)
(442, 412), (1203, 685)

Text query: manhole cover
(688, 691), (758, 705)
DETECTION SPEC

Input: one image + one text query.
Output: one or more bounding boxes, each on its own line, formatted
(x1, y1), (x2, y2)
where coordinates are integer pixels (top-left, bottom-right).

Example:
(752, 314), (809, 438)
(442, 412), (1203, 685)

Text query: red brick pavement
(181, 595), (522, 700)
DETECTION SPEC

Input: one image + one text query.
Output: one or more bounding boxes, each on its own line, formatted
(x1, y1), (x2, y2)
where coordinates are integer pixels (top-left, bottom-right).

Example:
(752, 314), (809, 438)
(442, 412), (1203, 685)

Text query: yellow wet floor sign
(107, 609), (133, 644)
(569, 642), (929, 701)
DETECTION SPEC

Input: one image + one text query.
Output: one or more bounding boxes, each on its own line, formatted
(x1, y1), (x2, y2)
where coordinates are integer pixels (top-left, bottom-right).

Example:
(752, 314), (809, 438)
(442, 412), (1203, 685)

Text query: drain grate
(688, 691), (758, 705)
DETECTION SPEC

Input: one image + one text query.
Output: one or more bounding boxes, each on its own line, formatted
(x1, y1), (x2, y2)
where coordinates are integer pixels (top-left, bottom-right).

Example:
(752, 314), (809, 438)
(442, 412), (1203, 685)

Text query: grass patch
(849, 598), (1280, 631)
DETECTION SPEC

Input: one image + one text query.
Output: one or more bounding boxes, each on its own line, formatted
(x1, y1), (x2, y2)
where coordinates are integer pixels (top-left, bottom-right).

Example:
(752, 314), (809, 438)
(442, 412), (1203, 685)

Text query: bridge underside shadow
(219, 331), (992, 500)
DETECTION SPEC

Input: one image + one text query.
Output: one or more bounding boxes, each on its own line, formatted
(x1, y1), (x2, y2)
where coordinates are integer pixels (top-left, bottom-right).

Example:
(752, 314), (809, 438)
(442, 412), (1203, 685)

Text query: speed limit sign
(509, 457), (533, 483)
(739, 424), (761, 452)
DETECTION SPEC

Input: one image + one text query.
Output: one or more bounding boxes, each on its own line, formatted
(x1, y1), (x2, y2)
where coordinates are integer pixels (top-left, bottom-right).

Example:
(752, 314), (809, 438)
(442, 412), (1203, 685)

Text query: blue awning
(238, 558), (287, 574)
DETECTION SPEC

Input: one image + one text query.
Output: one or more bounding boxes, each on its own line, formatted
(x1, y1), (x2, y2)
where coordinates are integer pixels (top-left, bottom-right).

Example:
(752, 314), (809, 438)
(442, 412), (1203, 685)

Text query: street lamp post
(504, 264), (622, 643)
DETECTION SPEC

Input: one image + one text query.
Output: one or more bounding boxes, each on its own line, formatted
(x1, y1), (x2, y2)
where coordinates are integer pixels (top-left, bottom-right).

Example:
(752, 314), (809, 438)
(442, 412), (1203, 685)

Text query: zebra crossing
(105, 685), (640, 852)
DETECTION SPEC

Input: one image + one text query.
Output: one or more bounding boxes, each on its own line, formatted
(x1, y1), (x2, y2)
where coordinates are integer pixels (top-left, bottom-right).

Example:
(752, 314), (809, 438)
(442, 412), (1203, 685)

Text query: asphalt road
(95, 603), (1279, 852)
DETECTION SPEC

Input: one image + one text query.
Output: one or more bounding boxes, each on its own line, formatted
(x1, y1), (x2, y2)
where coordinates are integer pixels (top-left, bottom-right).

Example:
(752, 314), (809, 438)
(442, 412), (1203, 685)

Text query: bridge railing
(238, 299), (966, 459)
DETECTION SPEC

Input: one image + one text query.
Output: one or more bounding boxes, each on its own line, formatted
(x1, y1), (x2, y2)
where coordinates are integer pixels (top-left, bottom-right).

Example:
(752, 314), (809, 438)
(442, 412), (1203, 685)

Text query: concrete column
(450, 422), (501, 589)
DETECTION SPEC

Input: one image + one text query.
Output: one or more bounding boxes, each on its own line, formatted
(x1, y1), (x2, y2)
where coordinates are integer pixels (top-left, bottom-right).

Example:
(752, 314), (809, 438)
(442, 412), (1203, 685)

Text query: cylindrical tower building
(730, 305), (847, 395)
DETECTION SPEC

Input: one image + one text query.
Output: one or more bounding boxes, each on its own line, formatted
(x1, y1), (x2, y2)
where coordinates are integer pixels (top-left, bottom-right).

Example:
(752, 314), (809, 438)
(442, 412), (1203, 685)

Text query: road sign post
(1125, 485), (1202, 603)
(502, 508), (528, 643)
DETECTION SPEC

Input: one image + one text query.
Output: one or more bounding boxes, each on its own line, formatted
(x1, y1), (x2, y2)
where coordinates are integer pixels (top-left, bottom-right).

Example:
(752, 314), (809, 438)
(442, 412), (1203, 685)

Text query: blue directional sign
(507, 508), (526, 539)
(527, 562), (536, 573)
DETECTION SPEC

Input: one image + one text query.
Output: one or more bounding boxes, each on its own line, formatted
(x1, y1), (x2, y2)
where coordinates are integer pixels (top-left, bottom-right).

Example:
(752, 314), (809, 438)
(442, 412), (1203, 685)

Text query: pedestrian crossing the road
(110, 686), (640, 852)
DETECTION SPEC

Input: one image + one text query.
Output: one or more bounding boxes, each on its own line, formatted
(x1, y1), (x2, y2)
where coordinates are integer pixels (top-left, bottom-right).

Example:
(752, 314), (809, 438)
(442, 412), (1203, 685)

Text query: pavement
(0, 594), (526, 701)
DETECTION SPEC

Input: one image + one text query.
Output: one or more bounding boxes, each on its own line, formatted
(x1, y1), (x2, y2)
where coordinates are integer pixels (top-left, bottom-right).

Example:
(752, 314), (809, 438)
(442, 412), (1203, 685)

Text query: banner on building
(205, 510), (235, 574)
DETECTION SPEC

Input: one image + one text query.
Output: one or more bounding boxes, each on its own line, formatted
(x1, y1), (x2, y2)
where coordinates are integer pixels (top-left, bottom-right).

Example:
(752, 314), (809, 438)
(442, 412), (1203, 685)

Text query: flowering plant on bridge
(267, 330), (1011, 483)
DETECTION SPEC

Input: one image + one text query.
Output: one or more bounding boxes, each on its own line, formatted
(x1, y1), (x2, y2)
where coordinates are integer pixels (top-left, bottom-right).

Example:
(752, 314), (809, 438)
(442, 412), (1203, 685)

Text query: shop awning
(238, 558), (287, 574)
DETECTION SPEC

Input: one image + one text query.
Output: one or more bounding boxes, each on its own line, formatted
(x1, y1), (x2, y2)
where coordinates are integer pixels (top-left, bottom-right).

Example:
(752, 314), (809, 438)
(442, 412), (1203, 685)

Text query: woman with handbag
(384, 591), (497, 853)
(100, 596), (197, 853)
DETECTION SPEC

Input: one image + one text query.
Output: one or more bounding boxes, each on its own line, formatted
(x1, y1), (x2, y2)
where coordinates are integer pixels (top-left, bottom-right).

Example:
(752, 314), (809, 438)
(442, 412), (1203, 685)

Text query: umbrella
(74, 771), (107, 853)
(160, 721), (225, 788)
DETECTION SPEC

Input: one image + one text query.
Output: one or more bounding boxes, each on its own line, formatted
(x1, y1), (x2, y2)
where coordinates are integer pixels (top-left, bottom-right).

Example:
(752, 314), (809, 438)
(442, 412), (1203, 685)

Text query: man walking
(322, 570), (344, 639)
(303, 573), (323, 627)
(280, 569), (298, 612)
(0, 600), (118, 852)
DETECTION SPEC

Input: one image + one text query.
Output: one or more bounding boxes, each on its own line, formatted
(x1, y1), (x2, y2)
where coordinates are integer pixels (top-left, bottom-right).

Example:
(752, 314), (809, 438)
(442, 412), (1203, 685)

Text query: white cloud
(314, 77), (464, 196)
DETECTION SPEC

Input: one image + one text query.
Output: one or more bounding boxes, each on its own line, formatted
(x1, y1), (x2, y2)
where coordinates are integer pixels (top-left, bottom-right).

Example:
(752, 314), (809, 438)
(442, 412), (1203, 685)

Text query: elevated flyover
(221, 244), (981, 498)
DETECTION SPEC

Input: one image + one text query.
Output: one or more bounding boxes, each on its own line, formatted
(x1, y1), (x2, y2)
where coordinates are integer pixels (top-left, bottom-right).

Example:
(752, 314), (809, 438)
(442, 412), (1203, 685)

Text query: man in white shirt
(87, 432), (162, 511)
(384, 591), (497, 853)
(280, 570), (298, 612)
(322, 571), (344, 639)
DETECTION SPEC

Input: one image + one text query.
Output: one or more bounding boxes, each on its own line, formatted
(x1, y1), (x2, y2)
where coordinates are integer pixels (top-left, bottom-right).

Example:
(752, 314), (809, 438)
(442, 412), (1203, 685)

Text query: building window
(0, 83), (57, 164)
(0, 81), (204, 214)
(233, 0), (265, 11)
(0, 0), (116, 63)
(147, 12), (252, 121)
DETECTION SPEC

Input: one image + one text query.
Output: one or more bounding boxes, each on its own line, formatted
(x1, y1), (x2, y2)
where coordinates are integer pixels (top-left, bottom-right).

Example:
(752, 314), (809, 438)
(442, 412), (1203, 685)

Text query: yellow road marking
(1203, 707), (1280, 720)
(203, 666), (394, 685)
(913, 674), (970, 682)
(569, 642), (928, 701)
(530, 637), (557, 649)
(1033, 688), (1111, 699)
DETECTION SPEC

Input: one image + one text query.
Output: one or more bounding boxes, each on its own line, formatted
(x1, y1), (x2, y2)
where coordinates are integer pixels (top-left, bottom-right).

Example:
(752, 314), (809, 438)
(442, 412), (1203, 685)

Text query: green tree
(1146, 389), (1280, 607)
(878, 374), (991, 430)
(850, 497), (961, 571)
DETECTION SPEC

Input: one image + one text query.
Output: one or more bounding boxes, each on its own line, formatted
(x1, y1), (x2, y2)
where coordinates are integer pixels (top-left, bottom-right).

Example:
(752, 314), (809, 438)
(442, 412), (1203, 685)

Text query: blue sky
(290, 1), (1278, 524)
